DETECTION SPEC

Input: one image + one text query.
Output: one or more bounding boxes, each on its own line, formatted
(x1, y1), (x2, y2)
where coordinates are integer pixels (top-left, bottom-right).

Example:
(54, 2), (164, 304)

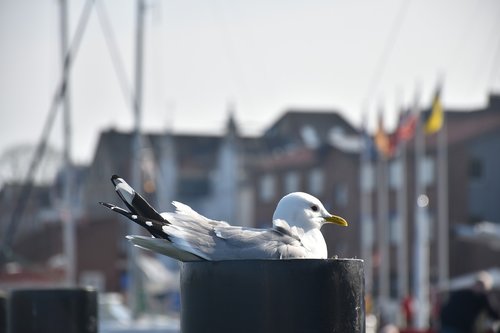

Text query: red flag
(395, 109), (417, 143)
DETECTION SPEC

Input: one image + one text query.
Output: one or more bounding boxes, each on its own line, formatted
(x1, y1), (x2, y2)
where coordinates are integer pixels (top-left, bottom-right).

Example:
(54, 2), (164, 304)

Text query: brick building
(1, 97), (500, 297)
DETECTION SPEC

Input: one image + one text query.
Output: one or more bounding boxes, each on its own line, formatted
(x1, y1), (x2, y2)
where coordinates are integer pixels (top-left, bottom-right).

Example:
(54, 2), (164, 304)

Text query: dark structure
(8, 288), (97, 333)
(180, 259), (365, 333)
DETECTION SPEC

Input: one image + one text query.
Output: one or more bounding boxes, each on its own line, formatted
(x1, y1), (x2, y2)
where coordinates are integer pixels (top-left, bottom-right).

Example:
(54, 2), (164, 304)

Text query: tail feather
(110, 175), (165, 222)
(126, 235), (203, 261)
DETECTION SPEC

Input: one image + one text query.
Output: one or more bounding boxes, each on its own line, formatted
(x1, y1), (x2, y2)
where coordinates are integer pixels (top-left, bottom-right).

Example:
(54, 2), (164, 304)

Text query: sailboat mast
(60, 0), (76, 286)
(128, 0), (146, 318)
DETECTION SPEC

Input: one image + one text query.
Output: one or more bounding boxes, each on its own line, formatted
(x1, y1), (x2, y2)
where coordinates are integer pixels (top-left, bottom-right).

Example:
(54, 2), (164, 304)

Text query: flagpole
(396, 139), (409, 302)
(360, 114), (373, 297)
(413, 92), (430, 329)
(437, 111), (449, 289)
(394, 92), (410, 308)
(376, 116), (390, 308)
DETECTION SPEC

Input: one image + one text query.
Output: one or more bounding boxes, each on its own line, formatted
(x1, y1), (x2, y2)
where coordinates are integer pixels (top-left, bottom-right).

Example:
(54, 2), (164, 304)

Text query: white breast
(300, 229), (328, 258)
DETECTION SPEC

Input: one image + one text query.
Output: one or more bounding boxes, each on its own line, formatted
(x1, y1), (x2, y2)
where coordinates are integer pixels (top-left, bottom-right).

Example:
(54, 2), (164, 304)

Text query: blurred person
(440, 271), (500, 333)
(402, 294), (414, 327)
(380, 323), (400, 333)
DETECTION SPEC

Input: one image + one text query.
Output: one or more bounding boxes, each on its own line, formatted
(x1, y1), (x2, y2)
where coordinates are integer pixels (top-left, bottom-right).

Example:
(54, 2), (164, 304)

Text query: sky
(1, 0), (499, 170)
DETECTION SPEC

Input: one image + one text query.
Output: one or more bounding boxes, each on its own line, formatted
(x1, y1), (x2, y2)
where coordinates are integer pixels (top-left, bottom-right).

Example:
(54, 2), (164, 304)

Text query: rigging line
(0, 0), (95, 260)
(98, 0), (166, 198)
(473, 17), (500, 89)
(95, 0), (137, 114)
(486, 25), (500, 90)
(209, 0), (249, 102)
(362, 0), (412, 108)
(441, 0), (491, 101)
(448, 0), (482, 74)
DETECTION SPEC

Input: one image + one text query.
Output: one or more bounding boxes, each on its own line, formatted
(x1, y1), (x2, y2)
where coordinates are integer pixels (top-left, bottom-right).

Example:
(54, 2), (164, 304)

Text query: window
(361, 215), (374, 247)
(418, 156), (434, 187)
(361, 163), (375, 192)
(389, 212), (401, 245)
(389, 160), (403, 189)
(334, 183), (348, 207)
(467, 215), (483, 225)
(284, 171), (300, 194)
(468, 157), (483, 180)
(177, 176), (210, 197)
(300, 125), (320, 148)
(308, 168), (324, 195)
(259, 174), (276, 202)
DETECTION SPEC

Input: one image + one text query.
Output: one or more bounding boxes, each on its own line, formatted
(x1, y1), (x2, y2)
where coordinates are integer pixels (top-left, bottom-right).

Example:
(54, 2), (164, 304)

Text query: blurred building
(366, 94), (500, 300)
(0, 166), (87, 289)
(443, 95), (500, 275)
(250, 110), (362, 258)
(1, 96), (500, 298)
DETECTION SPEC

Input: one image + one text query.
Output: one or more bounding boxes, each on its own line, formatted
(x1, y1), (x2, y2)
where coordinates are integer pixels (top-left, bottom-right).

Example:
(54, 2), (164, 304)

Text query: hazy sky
(1, 0), (499, 165)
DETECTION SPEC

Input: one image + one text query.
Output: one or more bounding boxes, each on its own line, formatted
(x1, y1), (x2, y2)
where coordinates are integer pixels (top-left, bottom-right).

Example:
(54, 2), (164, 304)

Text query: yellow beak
(324, 214), (348, 227)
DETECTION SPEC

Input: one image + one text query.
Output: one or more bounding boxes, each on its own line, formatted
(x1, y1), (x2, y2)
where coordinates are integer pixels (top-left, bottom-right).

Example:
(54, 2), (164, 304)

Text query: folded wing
(101, 175), (310, 261)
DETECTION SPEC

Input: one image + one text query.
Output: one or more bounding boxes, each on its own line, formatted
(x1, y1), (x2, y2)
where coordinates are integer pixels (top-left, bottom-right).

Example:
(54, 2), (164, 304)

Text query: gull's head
(272, 192), (348, 230)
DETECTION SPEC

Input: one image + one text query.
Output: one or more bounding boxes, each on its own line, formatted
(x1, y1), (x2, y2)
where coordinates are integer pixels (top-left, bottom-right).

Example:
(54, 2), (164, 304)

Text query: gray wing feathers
(126, 235), (202, 261)
(168, 201), (230, 227)
(130, 202), (310, 260)
(204, 224), (307, 260)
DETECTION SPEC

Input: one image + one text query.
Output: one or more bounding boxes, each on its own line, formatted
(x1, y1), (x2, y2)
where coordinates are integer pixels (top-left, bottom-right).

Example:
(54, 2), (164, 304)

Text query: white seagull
(100, 175), (348, 261)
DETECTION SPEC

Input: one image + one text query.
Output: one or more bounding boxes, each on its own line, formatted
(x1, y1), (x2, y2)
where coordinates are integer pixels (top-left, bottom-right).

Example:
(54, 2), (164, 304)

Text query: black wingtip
(99, 201), (113, 208)
(107, 174), (165, 223)
(111, 174), (120, 184)
(100, 201), (169, 240)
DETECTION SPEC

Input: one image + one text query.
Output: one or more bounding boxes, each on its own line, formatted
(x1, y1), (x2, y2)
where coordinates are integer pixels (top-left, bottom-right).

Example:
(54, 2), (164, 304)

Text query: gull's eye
(311, 205), (319, 212)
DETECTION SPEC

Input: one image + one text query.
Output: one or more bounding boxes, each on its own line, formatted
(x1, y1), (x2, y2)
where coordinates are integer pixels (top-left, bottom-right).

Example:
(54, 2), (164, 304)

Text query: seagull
(100, 175), (348, 261)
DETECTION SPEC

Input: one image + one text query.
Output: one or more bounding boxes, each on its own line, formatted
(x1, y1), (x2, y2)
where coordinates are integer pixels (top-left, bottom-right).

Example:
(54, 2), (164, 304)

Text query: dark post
(0, 291), (6, 333)
(8, 288), (98, 333)
(181, 258), (365, 333)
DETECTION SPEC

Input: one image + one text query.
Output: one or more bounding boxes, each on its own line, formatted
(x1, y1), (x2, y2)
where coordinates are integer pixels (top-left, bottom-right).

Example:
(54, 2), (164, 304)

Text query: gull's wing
(208, 223), (309, 260)
(126, 201), (310, 260)
(127, 224), (309, 260)
(111, 175), (164, 221)
(160, 203), (309, 260)
(126, 235), (202, 261)
(102, 175), (311, 260)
